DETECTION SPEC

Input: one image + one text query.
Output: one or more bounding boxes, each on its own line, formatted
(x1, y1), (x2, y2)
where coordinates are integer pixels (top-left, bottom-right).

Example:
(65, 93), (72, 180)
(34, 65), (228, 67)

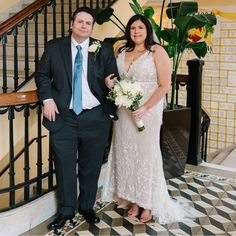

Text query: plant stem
(169, 0), (174, 28)
(170, 33), (181, 110)
(159, 0), (165, 45)
(160, 0), (165, 30)
(110, 18), (125, 33)
(112, 13), (126, 29)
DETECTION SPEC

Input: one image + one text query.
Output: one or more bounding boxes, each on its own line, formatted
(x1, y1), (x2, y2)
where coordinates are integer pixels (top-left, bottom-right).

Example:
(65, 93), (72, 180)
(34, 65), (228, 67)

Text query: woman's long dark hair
(120, 14), (155, 52)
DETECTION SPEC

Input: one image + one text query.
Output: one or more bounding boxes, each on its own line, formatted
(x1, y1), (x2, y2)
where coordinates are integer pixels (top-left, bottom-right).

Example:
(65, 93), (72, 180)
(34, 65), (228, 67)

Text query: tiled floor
(30, 164), (236, 236)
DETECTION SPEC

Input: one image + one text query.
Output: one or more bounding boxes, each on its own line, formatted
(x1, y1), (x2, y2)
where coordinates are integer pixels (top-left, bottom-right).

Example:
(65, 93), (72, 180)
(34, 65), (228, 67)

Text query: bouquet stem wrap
(134, 117), (145, 132)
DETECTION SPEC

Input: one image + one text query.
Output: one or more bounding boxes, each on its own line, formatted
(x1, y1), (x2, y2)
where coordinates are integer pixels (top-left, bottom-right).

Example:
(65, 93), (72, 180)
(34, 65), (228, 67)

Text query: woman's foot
(140, 209), (152, 223)
(128, 203), (139, 217)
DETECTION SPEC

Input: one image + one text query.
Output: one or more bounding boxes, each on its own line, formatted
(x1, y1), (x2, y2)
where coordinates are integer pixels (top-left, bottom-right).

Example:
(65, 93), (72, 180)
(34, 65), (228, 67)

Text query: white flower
(88, 40), (101, 52)
(107, 74), (145, 132)
(88, 40), (101, 61)
(115, 95), (133, 108)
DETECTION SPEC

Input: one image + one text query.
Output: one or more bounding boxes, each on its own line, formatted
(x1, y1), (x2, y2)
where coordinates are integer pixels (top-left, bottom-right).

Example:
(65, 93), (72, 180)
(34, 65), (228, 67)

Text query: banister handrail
(0, 91), (39, 107)
(0, 0), (51, 36)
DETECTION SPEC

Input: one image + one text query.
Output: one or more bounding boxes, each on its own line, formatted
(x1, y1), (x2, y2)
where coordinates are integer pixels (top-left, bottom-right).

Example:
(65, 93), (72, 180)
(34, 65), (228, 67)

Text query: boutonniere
(88, 40), (102, 61)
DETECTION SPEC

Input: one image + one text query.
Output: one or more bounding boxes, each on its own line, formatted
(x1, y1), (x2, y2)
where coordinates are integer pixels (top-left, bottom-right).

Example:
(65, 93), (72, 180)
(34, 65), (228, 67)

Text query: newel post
(186, 59), (204, 165)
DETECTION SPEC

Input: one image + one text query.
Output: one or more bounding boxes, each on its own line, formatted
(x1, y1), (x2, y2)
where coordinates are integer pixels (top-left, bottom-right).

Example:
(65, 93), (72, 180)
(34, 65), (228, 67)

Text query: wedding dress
(102, 48), (194, 224)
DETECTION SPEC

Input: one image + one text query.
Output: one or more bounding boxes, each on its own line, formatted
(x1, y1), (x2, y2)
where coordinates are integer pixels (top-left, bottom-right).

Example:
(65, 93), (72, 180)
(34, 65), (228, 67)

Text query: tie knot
(76, 45), (82, 51)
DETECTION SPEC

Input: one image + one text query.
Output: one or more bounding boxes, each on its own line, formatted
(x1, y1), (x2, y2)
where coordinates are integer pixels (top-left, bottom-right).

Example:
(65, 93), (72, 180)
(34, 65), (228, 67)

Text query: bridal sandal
(128, 203), (139, 217)
(140, 209), (152, 223)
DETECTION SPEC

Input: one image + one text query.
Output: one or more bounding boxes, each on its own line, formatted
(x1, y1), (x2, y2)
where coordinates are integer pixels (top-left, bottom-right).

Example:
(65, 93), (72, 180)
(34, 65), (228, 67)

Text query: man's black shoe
(78, 209), (100, 224)
(47, 213), (75, 230)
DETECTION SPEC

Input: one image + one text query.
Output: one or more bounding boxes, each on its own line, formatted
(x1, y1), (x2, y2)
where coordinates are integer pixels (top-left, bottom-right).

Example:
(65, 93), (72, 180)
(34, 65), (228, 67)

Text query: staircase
(0, 0), (116, 93)
(207, 144), (236, 168)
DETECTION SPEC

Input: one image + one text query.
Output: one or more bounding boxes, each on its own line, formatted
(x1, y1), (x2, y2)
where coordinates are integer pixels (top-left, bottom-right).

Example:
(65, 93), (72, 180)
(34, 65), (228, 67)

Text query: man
(35, 7), (118, 230)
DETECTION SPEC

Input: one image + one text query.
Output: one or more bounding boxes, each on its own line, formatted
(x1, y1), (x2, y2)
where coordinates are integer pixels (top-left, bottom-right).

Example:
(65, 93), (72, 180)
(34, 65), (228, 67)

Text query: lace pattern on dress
(102, 48), (195, 224)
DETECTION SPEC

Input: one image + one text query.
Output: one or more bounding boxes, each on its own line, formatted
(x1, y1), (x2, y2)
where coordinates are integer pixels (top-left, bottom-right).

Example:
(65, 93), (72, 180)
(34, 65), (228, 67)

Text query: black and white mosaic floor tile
(45, 170), (236, 236)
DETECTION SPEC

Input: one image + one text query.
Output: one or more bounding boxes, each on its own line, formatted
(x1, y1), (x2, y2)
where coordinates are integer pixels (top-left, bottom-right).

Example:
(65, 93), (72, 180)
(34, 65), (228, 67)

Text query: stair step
(207, 149), (221, 163)
(208, 144), (236, 164)
(220, 145), (236, 168)
(0, 55), (35, 71)
(75, 231), (94, 236)
(102, 210), (124, 226)
(0, 44), (45, 58)
(88, 220), (111, 235)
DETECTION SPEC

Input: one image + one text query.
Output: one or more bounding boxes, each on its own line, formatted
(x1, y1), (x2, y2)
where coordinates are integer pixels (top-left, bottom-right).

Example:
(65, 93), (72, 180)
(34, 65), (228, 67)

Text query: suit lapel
(61, 37), (72, 87)
(87, 38), (95, 89)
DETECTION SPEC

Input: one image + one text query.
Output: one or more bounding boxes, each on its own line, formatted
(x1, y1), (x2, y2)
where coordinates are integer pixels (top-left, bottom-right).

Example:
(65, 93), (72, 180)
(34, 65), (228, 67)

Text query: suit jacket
(35, 36), (119, 132)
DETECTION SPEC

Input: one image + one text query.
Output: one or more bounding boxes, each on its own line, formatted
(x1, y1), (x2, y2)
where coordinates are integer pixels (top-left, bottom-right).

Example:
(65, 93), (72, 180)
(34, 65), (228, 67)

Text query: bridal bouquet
(107, 74), (145, 131)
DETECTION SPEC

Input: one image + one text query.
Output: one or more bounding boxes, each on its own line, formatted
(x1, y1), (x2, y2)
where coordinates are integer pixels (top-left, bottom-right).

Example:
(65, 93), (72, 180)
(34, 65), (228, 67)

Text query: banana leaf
(166, 2), (198, 19)
(94, 8), (114, 25)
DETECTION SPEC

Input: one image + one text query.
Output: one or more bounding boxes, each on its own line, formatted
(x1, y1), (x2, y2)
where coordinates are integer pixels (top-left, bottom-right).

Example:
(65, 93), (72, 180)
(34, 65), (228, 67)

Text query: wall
(0, 0), (34, 22)
(174, 5), (236, 153)
(149, 1), (236, 154)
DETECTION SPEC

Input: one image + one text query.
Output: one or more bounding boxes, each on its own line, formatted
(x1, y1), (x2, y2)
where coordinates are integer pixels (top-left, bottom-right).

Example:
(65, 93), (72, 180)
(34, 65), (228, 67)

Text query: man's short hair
(71, 7), (96, 24)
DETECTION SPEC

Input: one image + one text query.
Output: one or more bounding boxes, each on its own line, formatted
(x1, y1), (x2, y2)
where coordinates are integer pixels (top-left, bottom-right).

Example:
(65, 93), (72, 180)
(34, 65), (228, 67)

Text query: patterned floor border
(45, 170), (236, 236)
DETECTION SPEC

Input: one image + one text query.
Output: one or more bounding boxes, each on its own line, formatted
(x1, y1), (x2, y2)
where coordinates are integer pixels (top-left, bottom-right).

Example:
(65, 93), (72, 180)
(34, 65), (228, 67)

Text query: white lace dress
(102, 49), (194, 224)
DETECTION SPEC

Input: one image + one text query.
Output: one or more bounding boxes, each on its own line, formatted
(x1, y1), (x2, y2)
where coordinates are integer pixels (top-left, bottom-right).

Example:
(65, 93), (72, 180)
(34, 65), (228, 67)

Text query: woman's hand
(132, 105), (148, 120)
(105, 74), (116, 89)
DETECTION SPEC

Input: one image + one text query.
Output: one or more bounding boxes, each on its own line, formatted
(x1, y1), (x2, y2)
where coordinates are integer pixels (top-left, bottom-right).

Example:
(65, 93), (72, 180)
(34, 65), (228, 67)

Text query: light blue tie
(73, 45), (83, 115)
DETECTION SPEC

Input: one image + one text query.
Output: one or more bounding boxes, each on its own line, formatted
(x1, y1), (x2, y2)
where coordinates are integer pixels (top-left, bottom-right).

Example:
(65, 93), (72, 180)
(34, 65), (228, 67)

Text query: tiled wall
(177, 14), (236, 153)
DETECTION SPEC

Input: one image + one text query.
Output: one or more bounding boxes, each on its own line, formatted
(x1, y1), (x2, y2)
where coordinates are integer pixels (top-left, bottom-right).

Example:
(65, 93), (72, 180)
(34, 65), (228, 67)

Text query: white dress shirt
(69, 37), (100, 110)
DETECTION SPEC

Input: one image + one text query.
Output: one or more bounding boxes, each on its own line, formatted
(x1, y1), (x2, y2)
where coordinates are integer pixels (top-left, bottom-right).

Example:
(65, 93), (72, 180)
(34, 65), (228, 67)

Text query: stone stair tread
(220, 145), (236, 167)
(0, 54), (36, 61)
(208, 144), (236, 164)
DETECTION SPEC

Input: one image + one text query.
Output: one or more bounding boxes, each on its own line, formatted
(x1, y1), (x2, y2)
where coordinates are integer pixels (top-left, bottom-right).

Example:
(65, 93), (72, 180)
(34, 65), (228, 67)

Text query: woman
(102, 14), (193, 224)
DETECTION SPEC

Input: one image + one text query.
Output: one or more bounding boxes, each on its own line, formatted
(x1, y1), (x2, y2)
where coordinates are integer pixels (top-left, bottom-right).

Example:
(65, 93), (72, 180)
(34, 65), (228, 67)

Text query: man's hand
(43, 99), (59, 122)
(105, 74), (116, 89)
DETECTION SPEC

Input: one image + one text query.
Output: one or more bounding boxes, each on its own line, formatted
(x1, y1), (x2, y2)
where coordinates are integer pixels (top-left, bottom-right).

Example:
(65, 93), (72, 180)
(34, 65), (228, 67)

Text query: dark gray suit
(35, 36), (118, 215)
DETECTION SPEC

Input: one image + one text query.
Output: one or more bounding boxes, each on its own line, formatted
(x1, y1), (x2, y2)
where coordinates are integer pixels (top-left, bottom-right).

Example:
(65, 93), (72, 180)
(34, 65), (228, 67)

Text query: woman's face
(130, 20), (147, 45)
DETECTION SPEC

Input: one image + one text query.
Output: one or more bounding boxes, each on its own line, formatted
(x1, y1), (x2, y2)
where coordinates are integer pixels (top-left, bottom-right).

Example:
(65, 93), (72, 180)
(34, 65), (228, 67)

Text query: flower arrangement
(88, 40), (102, 61)
(107, 74), (145, 131)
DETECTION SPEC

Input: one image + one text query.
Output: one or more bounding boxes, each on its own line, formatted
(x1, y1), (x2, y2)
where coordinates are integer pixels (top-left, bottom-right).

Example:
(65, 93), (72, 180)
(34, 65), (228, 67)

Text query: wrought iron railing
(172, 65), (211, 163)
(0, 91), (55, 212)
(0, 0), (117, 212)
(0, 0), (117, 93)
(201, 107), (211, 162)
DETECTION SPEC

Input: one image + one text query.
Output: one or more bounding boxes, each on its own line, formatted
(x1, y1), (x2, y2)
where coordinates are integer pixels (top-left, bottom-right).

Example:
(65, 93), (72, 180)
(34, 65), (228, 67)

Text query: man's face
(71, 11), (94, 42)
